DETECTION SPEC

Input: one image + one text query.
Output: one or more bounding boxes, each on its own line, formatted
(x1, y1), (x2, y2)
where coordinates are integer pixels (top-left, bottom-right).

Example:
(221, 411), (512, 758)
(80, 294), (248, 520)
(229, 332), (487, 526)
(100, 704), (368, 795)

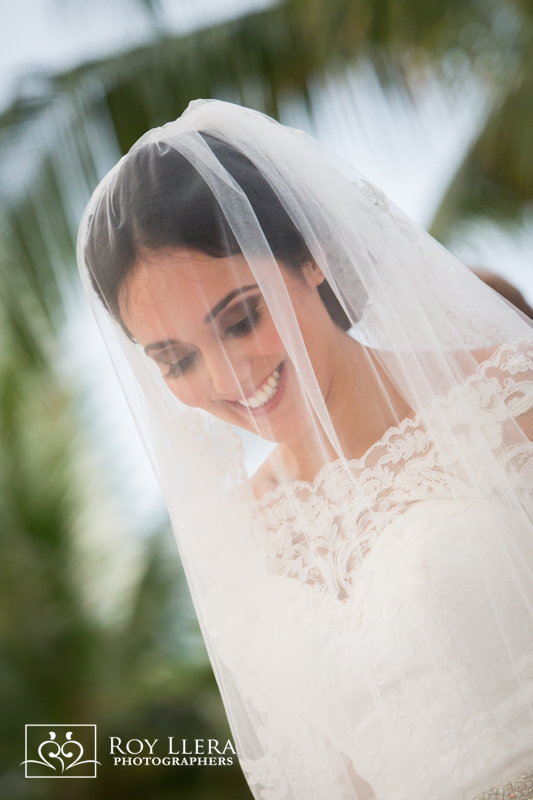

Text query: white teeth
(237, 365), (282, 409)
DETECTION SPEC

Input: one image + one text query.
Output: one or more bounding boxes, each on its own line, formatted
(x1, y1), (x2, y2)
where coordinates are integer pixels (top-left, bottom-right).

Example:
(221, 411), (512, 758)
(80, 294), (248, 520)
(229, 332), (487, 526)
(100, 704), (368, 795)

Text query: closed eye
(223, 297), (263, 338)
(148, 293), (264, 380)
(225, 306), (262, 338)
(161, 350), (198, 379)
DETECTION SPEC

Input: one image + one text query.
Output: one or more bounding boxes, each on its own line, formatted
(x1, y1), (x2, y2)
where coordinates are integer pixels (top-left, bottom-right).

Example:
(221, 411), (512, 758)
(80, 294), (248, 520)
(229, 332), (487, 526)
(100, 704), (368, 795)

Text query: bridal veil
(77, 99), (533, 800)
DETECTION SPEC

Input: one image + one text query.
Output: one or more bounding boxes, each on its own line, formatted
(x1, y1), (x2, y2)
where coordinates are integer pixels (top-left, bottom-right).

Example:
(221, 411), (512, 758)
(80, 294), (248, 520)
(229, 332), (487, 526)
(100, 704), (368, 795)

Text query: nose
(203, 344), (252, 396)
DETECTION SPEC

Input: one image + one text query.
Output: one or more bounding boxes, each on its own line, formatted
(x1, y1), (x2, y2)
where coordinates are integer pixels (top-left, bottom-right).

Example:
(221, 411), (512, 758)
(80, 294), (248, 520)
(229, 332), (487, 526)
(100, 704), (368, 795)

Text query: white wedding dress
(250, 339), (533, 800)
(77, 99), (533, 800)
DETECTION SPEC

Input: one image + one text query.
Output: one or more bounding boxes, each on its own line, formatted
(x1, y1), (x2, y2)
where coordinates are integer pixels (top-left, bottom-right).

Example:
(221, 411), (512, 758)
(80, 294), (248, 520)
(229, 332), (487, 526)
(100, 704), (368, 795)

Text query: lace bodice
(243, 339), (533, 800)
(255, 339), (533, 600)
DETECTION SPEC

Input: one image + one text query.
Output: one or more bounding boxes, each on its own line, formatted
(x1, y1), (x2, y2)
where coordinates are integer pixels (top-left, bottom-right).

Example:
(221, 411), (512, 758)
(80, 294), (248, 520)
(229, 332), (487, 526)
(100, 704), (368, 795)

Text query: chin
(253, 414), (310, 444)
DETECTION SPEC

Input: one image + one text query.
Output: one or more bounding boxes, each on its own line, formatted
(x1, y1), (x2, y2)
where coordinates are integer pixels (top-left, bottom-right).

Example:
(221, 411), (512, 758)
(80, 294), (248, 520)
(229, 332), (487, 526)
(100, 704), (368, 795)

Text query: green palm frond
(431, 44), (533, 240)
(0, 0), (518, 323)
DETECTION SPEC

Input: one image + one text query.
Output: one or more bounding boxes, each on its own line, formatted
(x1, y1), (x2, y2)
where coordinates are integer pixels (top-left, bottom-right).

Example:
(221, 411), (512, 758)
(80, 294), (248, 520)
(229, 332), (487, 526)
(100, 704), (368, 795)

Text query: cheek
(158, 316), (287, 409)
(253, 316), (285, 354)
(166, 376), (210, 410)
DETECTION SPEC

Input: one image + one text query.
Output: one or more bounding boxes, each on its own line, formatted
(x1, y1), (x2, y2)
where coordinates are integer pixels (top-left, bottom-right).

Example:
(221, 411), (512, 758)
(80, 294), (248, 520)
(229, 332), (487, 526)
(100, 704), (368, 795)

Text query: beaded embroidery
(470, 770), (533, 800)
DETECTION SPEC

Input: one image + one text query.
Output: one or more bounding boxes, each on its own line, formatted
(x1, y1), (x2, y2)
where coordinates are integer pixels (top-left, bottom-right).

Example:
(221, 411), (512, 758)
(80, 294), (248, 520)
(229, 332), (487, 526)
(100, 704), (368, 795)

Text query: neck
(276, 331), (413, 484)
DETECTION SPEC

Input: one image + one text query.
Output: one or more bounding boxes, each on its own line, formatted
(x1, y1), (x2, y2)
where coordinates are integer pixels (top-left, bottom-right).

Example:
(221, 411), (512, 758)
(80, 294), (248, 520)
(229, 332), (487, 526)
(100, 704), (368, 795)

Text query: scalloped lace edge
(256, 335), (533, 509)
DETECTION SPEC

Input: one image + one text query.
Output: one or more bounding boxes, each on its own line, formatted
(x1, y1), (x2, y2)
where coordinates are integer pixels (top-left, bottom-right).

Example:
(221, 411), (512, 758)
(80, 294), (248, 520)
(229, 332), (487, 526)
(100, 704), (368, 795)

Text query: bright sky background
(0, 0), (271, 111)
(3, 0), (533, 551)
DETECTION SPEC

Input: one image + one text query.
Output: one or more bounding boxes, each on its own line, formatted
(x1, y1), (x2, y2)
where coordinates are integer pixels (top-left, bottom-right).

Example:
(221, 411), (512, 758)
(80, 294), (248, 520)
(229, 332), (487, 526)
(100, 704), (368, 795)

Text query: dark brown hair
(84, 133), (352, 334)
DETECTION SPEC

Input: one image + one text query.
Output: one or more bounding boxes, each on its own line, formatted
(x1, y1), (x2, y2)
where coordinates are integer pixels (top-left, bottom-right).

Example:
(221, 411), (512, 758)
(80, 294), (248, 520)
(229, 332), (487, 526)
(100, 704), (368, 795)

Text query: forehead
(120, 248), (256, 343)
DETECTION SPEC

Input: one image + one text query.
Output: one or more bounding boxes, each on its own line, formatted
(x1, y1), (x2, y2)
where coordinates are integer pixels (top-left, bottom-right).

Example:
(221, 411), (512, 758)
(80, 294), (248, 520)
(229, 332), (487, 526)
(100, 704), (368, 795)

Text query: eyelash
(163, 300), (263, 380)
(224, 302), (262, 338)
(163, 351), (198, 380)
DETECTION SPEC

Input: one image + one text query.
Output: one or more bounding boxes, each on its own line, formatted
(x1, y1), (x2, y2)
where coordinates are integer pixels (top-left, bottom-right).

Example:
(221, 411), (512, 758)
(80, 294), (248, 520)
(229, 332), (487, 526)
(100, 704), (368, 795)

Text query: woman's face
(120, 248), (337, 443)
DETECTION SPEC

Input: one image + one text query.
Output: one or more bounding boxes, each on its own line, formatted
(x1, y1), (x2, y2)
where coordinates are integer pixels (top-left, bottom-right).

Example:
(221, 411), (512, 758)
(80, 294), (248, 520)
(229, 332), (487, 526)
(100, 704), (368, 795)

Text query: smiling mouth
(227, 361), (284, 413)
(238, 363), (282, 408)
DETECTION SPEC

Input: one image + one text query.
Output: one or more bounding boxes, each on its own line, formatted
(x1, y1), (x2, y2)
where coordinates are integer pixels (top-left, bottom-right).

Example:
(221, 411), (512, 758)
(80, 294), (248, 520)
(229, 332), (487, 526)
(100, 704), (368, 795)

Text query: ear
(302, 261), (326, 288)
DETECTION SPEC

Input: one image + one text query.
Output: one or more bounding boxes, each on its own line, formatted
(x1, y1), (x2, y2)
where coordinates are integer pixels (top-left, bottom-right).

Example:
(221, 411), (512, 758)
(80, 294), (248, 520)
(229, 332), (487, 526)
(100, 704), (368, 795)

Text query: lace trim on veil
(253, 337), (533, 601)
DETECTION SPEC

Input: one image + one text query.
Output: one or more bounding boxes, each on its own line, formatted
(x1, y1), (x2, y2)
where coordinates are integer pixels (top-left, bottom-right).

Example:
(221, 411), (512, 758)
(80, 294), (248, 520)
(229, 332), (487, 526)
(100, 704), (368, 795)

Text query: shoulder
(467, 341), (533, 441)
(447, 343), (501, 380)
(470, 344), (500, 368)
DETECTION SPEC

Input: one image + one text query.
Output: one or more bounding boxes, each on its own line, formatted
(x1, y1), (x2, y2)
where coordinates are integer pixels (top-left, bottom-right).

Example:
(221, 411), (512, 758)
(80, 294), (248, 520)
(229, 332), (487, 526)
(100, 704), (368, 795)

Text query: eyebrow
(144, 284), (259, 355)
(202, 284), (259, 323)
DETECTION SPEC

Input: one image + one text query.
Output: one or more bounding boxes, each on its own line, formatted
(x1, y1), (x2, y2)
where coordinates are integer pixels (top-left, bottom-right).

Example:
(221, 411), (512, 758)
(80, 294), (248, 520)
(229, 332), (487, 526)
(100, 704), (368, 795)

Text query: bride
(78, 99), (533, 800)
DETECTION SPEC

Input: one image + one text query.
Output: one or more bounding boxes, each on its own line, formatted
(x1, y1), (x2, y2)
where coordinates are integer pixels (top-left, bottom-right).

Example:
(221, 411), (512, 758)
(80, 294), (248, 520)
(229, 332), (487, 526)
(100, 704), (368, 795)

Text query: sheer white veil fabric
(78, 99), (533, 800)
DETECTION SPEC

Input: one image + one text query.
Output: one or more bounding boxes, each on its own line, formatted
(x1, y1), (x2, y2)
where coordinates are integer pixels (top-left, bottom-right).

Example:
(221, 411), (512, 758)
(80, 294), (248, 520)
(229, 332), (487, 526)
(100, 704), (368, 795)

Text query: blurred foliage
(2, 0), (533, 310)
(0, 237), (251, 797)
(2, 0), (533, 796)
(2, 0), (533, 283)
